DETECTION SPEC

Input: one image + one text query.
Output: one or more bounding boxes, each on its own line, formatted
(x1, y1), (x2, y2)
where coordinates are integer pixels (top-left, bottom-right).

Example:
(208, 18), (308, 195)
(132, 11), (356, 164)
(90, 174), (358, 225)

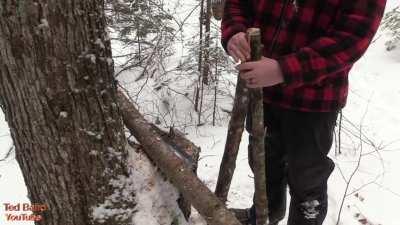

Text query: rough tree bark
(0, 1), (136, 224)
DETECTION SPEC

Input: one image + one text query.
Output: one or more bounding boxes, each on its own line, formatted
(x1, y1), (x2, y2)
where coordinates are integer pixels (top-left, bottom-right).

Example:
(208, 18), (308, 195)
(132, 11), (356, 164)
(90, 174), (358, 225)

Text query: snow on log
(116, 90), (242, 225)
(125, 143), (188, 225)
(148, 124), (200, 219)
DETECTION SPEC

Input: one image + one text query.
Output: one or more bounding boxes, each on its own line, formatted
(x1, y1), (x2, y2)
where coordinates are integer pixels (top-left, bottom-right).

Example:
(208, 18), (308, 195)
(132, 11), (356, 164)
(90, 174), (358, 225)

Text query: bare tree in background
(106, 0), (175, 78)
(382, 5), (400, 50)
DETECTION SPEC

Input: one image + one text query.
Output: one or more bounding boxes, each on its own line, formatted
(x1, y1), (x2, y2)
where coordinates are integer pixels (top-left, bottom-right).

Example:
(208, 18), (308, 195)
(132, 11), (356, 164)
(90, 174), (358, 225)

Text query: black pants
(246, 104), (338, 225)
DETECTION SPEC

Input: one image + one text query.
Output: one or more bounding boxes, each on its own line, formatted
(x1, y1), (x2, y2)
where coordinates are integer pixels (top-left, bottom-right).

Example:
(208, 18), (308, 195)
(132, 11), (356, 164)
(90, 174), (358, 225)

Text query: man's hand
(237, 57), (285, 88)
(227, 32), (251, 63)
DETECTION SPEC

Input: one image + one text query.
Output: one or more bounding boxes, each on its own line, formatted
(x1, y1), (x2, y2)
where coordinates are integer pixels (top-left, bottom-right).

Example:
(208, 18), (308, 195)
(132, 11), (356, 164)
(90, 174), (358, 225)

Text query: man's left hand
(237, 57), (285, 88)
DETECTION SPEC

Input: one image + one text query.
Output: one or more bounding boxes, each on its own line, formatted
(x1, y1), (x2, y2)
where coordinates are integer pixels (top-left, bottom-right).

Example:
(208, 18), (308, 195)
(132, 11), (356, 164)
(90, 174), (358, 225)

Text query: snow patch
(91, 173), (136, 223)
(95, 38), (106, 49)
(106, 58), (114, 66)
(59, 111), (68, 118)
(86, 54), (96, 64)
(37, 19), (49, 29)
(127, 145), (187, 225)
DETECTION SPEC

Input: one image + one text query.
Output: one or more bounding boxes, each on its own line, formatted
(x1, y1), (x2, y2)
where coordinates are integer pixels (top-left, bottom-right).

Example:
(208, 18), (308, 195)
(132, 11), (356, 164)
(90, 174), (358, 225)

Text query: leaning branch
(116, 90), (242, 225)
(214, 74), (249, 202)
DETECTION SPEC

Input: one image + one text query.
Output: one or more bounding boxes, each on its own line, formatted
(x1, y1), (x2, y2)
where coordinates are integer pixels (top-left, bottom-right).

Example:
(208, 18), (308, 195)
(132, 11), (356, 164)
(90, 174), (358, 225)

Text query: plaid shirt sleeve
(278, 0), (386, 88)
(221, 0), (252, 51)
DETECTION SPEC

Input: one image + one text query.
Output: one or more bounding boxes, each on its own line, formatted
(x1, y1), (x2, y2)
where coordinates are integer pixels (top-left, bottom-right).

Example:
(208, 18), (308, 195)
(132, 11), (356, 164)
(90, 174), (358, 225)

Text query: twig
(336, 105), (369, 225)
(0, 145), (14, 162)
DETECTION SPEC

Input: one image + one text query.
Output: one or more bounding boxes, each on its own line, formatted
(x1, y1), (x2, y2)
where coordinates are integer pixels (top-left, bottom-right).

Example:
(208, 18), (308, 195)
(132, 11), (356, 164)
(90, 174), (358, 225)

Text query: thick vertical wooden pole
(215, 28), (268, 225)
(214, 77), (249, 202)
(247, 27), (268, 225)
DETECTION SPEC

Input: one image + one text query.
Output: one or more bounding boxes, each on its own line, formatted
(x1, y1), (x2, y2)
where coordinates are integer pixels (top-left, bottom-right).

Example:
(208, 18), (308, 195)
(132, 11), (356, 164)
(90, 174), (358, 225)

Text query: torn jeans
(246, 103), (338, 225)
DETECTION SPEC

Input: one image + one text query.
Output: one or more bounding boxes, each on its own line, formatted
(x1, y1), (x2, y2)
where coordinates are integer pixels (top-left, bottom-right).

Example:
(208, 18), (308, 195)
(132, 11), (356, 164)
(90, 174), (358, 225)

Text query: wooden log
(127, 126), (199, 220)
(214, 74), (249, 202)
(150, 125), (200, 219)
(116, 90), (242, 225)
(151, 125), (200, 171)
(230, 208), (250, 223)
(247, 27), (268, 225)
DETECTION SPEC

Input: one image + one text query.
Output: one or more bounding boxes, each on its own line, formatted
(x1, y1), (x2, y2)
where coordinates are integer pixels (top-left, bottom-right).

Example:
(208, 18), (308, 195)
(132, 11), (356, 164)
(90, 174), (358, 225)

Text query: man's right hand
(227, 32), (251, 63)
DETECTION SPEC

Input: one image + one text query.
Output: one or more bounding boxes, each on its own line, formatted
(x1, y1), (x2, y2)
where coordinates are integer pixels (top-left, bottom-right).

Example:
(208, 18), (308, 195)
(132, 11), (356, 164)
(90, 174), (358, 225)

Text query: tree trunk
(194, 0), (205, 112)
(202, 0), (212, 85)
(0, 1), (136, 224)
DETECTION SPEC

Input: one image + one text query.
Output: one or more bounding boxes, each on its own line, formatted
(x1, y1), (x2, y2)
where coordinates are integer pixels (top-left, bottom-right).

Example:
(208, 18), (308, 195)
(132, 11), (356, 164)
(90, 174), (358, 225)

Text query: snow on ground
(185, 35), (400, 225)
(1, 1), (400, 225)
(0, 112), (32, 225)
(126, 144), (187, 225)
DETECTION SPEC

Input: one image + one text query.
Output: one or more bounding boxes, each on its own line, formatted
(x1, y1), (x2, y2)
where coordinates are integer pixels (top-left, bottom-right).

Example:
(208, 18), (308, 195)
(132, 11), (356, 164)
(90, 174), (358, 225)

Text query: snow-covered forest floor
(1, 0), (400, 225)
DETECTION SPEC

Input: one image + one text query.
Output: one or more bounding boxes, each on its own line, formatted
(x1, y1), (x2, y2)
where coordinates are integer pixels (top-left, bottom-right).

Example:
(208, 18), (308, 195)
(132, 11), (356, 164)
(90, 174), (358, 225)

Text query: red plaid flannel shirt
(222, 0), (386, 112)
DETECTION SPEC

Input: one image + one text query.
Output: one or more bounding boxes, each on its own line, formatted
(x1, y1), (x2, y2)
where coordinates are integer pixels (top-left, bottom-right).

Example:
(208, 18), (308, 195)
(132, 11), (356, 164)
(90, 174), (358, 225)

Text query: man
(221, 0), (386, 225)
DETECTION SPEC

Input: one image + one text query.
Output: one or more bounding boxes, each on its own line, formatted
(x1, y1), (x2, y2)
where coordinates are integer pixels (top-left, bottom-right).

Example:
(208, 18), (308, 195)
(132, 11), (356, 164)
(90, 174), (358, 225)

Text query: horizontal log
(150, 125), (200, 219)
(151, 125), (200, 171)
